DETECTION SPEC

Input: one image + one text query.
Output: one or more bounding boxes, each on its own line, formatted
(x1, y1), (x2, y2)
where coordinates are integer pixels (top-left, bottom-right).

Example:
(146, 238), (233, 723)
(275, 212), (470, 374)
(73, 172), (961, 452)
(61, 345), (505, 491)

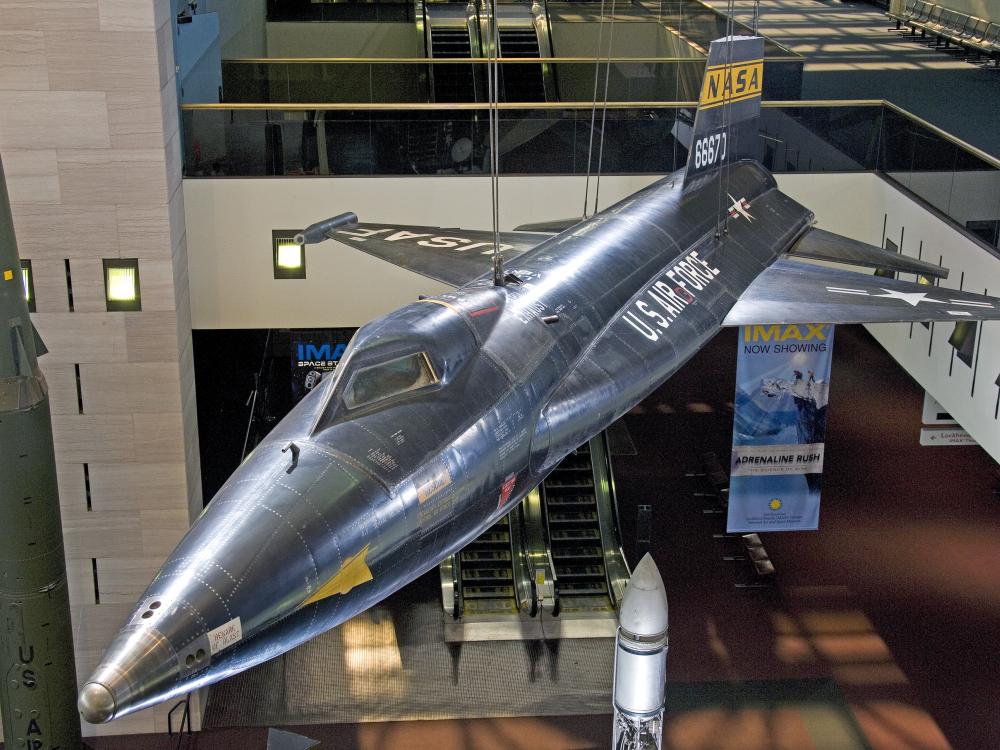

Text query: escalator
(423, 1), (557, 104)
(540, 431), (629, 615)
(498, 27), (547, 102)
(441, 429), (629, 636)
(428, 26), (478, 102)
(459, 513), (520, 616)
(441, 504), (536, 623)
(424, 3), (482, 103)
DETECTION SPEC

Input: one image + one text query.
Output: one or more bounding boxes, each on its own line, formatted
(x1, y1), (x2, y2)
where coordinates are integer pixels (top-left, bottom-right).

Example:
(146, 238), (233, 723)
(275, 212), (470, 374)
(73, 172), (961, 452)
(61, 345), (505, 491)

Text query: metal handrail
(225, 56), (711, 63)
(178, 99), (1000, 169)
(180, 98), (881, 110)
(223, 55), (801, 63)
(589, 431), (631, 610)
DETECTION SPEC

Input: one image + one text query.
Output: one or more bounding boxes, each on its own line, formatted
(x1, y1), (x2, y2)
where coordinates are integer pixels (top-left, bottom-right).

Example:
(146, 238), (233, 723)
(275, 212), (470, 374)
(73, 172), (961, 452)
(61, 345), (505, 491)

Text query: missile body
(0, 157), (82, 748)
(612, 553), (668, 750)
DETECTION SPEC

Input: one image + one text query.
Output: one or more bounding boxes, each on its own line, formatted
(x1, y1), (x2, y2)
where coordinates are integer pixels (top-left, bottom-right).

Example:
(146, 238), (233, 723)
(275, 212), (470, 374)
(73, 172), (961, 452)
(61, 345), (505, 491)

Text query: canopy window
(344, 352), (438, 410)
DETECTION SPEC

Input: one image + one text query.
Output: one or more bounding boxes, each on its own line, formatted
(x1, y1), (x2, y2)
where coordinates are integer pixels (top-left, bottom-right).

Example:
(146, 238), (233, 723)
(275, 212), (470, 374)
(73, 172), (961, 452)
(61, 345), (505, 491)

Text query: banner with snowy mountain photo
(726, 324), (835, 533)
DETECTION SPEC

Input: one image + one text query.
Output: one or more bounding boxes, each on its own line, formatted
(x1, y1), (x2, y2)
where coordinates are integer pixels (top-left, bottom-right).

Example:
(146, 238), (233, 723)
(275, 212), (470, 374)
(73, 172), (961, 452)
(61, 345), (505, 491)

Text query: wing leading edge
(786, 227), (949, 279)
(724, 258), (1000, 326)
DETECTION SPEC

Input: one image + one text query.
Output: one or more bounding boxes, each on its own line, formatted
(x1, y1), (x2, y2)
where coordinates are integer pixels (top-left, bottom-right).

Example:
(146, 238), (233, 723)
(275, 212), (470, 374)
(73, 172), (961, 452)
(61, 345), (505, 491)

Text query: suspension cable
(582, 0), (608, 219)
(669, 0), (679, 174)
(723, 0), (736, 238)
(487, 0), (503, 285)
(592, 0), (618, 216)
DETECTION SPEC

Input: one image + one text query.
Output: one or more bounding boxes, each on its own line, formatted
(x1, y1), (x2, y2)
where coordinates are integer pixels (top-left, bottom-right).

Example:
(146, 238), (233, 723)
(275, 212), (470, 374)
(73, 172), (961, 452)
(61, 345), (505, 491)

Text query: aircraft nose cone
(79, 625), (181, 723)
(78, 681), (116, 724)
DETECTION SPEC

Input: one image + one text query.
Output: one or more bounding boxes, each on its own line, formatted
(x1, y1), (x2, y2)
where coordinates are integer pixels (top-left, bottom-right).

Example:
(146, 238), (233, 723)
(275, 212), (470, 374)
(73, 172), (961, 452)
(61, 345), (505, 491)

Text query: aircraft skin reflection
(78, 36), (1000, 723)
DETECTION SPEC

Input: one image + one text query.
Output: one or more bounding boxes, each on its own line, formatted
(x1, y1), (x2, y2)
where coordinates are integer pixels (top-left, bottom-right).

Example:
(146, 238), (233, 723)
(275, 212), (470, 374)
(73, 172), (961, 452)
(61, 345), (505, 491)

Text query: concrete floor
(702, 0), (1000, 158)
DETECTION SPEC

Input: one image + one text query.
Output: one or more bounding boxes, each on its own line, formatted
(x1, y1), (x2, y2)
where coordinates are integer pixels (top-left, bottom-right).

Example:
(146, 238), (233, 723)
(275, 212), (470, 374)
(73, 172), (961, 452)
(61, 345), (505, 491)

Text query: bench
(888, 1), (1000, 63)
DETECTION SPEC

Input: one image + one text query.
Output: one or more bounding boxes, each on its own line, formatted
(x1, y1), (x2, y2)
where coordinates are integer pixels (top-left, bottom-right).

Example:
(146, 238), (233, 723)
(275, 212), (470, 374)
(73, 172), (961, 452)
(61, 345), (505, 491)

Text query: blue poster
(726, 324), (835, 533)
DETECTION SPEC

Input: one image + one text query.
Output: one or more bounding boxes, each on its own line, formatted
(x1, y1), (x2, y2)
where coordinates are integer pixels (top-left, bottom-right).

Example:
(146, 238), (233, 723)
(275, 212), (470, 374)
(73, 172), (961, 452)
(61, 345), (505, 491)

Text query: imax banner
(726, 324), (834, 533)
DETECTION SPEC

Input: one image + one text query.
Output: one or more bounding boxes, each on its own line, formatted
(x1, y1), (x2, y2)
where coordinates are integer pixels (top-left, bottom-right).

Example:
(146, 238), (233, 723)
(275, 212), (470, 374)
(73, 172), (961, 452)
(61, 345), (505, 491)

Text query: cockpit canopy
(342, 351), (438, 410)
(309, 300), (479, 434)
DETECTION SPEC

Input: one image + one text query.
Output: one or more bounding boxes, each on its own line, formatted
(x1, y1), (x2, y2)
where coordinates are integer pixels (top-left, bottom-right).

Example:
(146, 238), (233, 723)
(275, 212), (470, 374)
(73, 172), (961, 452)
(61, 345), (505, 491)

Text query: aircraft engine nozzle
(295, 212), (359, 245)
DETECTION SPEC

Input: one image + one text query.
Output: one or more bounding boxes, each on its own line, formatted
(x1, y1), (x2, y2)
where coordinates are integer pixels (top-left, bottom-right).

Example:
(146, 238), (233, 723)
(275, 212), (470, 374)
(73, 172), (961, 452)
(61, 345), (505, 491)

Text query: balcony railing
(180, 100), (1000, 252)
(218, 56), (803, 104)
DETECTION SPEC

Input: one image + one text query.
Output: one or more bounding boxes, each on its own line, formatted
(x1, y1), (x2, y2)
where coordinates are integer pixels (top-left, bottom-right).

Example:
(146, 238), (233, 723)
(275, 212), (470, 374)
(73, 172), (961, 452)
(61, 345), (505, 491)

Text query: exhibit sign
(290, 329), (355, 402)
(919, 427), (977, 446)
(727, 324), (834, 533)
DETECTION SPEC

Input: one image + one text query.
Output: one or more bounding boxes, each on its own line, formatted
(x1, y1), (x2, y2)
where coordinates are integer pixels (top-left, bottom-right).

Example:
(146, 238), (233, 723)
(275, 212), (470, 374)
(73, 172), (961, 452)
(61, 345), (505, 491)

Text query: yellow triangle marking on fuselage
(303, 544), (373, 606)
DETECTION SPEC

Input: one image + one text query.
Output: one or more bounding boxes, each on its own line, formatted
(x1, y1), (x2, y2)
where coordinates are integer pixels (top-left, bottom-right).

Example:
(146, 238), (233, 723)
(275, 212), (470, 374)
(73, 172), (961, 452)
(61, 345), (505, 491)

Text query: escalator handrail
(591, 430), (631, 609)
(524, 486), (559, 616)
(510, 504), (539, 617)
(453, 551), (463, 620)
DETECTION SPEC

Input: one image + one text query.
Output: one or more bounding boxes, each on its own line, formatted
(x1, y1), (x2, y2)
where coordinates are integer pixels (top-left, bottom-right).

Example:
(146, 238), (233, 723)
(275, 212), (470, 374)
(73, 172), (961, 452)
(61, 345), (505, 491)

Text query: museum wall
(199, 0), (268, 58)
(0, 0), (203, 738)
(183, 174), (657, 328)
(779, 173), (1000, 464)
(266, 21), (421, 58)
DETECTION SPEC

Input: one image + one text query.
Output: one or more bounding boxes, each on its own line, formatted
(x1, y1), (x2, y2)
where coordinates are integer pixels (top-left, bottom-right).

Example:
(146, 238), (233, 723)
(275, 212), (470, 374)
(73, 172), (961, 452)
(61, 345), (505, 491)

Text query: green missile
(0, 155), (82, 749)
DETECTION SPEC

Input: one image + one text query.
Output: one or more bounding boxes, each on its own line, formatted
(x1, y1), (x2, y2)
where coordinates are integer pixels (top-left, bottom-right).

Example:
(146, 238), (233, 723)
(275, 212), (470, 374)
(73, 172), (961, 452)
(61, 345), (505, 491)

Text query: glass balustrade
(181, 100), (1000, 252)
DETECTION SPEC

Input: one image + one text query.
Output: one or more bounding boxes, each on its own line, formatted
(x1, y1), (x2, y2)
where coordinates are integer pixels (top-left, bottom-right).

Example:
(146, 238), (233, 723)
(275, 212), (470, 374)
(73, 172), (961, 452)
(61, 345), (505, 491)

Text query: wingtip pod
(295, 212), (359, 245)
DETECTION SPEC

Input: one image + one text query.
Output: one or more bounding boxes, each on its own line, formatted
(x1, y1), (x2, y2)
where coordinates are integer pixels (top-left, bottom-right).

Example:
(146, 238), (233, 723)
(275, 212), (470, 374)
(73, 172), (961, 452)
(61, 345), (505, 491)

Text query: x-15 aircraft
(79, 36), (1000, 723)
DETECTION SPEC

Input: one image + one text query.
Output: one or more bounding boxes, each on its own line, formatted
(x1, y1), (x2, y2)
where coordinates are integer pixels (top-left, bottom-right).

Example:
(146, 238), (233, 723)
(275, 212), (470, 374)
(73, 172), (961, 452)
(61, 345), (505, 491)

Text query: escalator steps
(547, 511), (598, 524)
(557, 565), (604, 579)
(472, 531), (509, 545)
(460, 549), (512, 563)
(464, 597), (519, 615)
(462, 567), (514, 583)
(463, 585), (515, 599)
(551, 546), (602, 560)
(550, 528), (601, 542)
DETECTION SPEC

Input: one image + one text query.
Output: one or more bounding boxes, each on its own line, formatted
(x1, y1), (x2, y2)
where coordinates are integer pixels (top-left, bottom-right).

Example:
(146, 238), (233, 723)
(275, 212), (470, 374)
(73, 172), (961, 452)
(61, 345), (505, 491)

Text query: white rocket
(612, 553), (668, 750)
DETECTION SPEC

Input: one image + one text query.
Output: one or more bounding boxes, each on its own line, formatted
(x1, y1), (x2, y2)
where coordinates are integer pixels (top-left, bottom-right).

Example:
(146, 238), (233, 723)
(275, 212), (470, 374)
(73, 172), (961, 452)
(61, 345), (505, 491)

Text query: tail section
(683, 35), (765, 189)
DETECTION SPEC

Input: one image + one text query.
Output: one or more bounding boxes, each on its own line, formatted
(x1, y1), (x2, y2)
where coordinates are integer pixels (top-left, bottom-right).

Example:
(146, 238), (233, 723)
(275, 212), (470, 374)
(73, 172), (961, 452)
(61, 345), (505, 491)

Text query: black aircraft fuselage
(77, 161), (812, 722)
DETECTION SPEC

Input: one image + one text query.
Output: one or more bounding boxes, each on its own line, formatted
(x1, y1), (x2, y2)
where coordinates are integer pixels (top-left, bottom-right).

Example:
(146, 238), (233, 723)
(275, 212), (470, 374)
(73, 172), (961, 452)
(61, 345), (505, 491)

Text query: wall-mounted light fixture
(273, 230), (305, 279)
(103, 259), (141, 312)
(21, 259), (35, 312)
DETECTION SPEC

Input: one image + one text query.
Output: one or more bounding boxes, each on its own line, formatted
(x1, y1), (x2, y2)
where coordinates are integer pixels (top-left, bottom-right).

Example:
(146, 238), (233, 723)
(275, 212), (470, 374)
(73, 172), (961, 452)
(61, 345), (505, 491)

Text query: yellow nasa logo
(769, 498), (783, 511)
(699, 60), (763, 109)
(744, 324), (827, 342)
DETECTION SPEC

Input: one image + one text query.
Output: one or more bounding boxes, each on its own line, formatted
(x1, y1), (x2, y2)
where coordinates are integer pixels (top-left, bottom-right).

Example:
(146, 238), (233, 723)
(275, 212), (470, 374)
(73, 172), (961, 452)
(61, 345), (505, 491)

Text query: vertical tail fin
(683, 36), (765, 189)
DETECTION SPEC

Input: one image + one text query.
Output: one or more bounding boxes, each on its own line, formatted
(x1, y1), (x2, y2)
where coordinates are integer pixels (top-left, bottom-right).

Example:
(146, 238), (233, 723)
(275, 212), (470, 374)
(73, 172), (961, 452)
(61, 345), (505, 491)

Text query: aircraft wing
(723, 258), (1000, 326)
(300, 215), (548, 287)
(514, 218), (581, 233)
(787, 227), (949, 279)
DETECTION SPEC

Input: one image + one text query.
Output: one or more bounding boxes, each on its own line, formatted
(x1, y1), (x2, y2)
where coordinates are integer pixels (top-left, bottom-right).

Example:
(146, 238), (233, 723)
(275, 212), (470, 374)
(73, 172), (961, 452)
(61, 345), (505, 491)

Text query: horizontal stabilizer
(314, 222), (546, 287)
(724, 258), (1000, 326)
(788, 228), (949, 279)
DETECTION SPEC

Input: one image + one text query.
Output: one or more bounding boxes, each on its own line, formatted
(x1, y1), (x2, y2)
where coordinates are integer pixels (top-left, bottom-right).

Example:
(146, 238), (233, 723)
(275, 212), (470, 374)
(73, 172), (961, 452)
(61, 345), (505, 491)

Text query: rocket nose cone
(78, 682), (116, 724)
(619, 553), (668, 641)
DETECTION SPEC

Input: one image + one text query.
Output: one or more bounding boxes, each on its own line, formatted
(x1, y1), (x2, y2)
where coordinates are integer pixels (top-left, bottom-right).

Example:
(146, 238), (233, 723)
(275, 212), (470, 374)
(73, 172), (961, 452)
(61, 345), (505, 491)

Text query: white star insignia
(873, 289), (946, 307)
